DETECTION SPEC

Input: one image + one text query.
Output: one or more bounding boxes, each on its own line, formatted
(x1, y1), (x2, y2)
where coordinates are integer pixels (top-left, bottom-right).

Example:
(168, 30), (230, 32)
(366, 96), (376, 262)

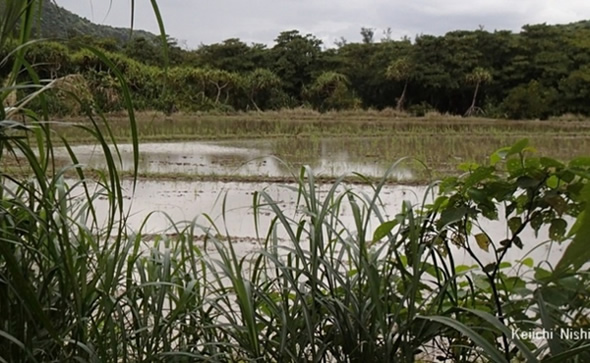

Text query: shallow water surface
(60, 138), (416, 180)
(88, 179), (567, 268)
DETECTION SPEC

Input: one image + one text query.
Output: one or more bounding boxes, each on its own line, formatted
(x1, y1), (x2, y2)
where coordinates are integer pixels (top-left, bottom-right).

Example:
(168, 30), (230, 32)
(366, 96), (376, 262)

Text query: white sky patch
(55, 0), (590, 48)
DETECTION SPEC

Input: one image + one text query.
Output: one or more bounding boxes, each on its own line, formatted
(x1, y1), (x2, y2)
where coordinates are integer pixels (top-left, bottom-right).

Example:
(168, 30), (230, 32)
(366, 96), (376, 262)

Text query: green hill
(38, 1), (157, 43)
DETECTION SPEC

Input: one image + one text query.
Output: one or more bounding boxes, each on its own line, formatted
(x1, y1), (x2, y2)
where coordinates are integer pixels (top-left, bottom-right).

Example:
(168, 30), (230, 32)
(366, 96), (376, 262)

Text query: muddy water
(60, 139), (415, 180)
(60, 139), (568, 267)
(90, 179), (567, 268)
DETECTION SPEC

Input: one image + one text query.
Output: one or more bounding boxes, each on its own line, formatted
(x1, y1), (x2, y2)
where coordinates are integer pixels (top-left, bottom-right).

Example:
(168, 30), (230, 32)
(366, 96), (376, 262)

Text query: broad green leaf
(517, 176), (539, 188)
(531, 212), (543, 236)
(549, 218), (567, 241)
(464, 166), (494, 188)
(508, 138), (529, 156)
(556, 184), (590, 272)
(566, 210), (584, 238)
(372, 220), (397, 242)
(545, 175), (560, 189)
(507, 158), (522, 175)
(559, 170), (576, 183)
(475, 233), (490, 252)
(540, 157), (564, 169)
(458, 161), (479, 172)
(524, 157), (540, 169)
(534, 267), (551, 281)
(490, 147), (510, 166)
(455, 265), (477, 274)
(536, 289), (564, 357)
(508, 217), (522, 234)
(439, 177), (459, 194)
(484, 263), (496, 273)
(473, 274), (490, 291)
(467, 188), (487, 203)
(569, 156), (590, 168)
(433, 195), (449, 209)
(521, 257), (534, 268)
(437, 206), (468, 228)
(544, 194), (568, 216)
(513, 236), (523, 249)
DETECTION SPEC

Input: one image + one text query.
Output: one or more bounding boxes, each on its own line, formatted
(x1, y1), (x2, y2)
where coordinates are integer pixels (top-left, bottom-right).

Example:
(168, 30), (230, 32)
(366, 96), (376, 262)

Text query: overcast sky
(55, 0), (590, 49)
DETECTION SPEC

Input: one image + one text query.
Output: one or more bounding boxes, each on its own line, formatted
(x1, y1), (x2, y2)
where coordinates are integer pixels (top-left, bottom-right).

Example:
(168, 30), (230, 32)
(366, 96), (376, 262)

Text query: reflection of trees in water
(267, 137), (409, 177)
(64, 139), (417, 178)
(207, 152), (250, 166)
(269, 137), (354, 162)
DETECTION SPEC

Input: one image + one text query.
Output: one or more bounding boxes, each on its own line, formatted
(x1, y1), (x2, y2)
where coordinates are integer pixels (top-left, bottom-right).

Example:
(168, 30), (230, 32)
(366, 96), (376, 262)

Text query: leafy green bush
(501, 80), (558, 120)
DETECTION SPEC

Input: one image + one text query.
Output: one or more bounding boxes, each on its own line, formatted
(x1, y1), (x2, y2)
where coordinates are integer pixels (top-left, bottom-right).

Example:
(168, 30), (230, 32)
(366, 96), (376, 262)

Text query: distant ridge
(38, 1), (157, 43)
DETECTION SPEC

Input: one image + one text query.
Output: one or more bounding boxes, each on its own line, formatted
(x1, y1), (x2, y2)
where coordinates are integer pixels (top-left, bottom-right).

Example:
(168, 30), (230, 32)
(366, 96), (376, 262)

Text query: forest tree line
(2, 20), (590, 119)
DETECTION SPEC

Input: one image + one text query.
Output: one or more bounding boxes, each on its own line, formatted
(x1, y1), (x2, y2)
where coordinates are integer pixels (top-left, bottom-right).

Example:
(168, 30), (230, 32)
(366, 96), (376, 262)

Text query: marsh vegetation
(1, 1), (590, 362)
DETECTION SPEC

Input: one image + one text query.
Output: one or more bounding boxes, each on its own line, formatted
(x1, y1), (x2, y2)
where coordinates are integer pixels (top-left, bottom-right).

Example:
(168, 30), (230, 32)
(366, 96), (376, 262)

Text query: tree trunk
(210, 81), (228, 104)
(396, 80), (408, 111)
(470, 81), (480, 110)
(466, 81), (480, 116)
(249, 90), (261, 112)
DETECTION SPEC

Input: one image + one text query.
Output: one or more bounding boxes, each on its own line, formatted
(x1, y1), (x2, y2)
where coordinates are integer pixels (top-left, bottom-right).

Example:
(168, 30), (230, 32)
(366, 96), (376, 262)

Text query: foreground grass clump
(2, 2), (590, 360)
(2, 117), (590, 362)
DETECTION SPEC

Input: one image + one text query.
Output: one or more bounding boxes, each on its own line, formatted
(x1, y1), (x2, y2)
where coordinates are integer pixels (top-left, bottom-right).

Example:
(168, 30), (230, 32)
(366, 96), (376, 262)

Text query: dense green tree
(559, 64), (590, 114)
(501, 80), (557, 119)
(242, 68), (281, 111)
(10, 6), (590, 119)
(66, 34), (121, 52)
(360, 27), (375, 44)
(123, 37), (163, 66)
(270, 30), (322, 102)
(25, 41), (71, 78)
(123, 35), (184, 66)
(193, 38), (268, 73)
(306, 71), (356, 111)
(520, 24), (572, 88)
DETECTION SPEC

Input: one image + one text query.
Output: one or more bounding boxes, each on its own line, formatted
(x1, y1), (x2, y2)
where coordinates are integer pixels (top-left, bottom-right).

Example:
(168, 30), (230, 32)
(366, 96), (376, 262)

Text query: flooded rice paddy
(58, 133), (590, 182)
(86, 178), (566, 268)
(52, 136), (575, 267)
(61, 138), (416, 180)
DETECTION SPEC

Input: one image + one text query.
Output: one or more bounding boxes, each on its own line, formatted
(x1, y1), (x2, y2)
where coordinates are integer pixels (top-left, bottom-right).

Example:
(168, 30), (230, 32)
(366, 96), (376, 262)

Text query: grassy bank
(23, 111), (589, 184)
(55, 109), (590, 143)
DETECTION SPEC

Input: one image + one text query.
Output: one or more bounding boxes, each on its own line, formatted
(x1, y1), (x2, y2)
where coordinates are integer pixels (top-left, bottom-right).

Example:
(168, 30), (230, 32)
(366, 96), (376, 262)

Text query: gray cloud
(55, 0), (590, 48)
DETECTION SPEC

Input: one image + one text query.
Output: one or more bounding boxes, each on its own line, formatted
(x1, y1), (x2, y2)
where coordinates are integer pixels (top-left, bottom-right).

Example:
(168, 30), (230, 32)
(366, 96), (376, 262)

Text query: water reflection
(58, 138), (416, 180)
(85, 179), (567, 267)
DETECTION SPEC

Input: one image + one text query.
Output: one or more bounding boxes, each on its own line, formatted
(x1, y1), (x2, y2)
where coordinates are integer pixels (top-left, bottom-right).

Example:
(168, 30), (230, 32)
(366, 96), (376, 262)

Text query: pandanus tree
(243, 68), (281, 111)
(25, 41), (70, 78)
(385, 57), (414, 111)
(207, 69), (239, 104)
(465, 67), (492, 116)
(307, 71), (354, 111)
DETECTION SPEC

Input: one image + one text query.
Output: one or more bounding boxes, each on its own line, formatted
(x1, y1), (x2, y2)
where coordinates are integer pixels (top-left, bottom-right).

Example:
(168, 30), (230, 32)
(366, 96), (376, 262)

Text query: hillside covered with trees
(2, 4), (590, 119)
(36, 1), (156, 43)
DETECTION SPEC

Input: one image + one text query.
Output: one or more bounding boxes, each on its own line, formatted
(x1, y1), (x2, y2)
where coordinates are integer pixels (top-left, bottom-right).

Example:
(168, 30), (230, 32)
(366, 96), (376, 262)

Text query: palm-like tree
(243, 68), (281, 111)
(465, 67), (492, 116)
(308, 71), (351, 111)
(386, 57), (414, 111)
